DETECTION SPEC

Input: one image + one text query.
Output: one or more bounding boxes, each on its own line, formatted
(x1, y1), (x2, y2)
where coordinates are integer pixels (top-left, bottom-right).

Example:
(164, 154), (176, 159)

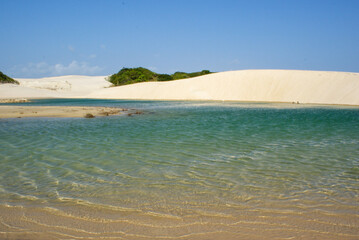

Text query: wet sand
(0, 204), (358, 240)
(0, 98), (30, 103)
(0, 106), (124, 118)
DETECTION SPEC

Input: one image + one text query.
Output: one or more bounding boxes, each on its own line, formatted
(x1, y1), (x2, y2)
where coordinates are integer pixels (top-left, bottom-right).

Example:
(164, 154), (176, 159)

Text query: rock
(84, 113), (95, 118)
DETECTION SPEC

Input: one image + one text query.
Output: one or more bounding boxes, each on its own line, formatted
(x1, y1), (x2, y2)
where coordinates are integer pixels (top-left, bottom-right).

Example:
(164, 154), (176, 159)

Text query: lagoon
(0, 99), (358, 239)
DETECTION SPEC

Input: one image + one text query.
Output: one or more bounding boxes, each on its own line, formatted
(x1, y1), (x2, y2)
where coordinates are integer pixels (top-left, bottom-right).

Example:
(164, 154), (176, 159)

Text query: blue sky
(1, 0), (358, 77)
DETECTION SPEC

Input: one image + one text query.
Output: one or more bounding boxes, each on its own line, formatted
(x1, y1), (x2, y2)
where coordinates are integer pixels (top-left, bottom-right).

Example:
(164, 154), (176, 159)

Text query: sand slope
(87, 70), (359, 105)
(0, 75), (110, 99)
(1, 70), (358, 105)
(18, 75), (111, 93)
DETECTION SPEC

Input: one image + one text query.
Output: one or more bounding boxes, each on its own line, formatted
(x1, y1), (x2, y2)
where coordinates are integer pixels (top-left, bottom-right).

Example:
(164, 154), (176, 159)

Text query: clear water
(0, 99), (358, 239)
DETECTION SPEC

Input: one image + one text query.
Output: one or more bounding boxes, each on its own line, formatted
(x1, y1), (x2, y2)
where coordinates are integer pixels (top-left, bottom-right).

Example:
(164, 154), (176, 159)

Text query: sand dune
(87, 70), (359, 105)
(1, 70), (358, 105)
(0, 75), (110, 99)
(18, 75), (111, 93)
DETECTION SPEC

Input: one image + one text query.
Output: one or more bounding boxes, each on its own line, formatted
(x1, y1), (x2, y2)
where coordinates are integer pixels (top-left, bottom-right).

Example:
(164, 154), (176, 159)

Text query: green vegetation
(0, 71), (19, 84)
(108, 67), (213, 86)
(172, 70), (211, 80)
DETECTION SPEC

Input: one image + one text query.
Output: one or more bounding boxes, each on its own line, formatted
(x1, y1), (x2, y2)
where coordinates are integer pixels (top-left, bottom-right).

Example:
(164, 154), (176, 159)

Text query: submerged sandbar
(0, 105), (124, 118)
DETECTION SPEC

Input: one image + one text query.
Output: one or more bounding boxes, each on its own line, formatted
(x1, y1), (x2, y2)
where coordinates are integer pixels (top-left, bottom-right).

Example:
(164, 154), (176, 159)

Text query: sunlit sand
(1, 70), (358, 105)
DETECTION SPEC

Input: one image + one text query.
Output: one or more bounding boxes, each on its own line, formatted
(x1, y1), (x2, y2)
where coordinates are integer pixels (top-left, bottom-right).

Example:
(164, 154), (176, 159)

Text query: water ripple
(0, 100), (358, 239)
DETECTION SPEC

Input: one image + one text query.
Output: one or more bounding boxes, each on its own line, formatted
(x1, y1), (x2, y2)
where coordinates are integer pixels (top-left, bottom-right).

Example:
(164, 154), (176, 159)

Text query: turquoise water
(0, 99), (358, 239)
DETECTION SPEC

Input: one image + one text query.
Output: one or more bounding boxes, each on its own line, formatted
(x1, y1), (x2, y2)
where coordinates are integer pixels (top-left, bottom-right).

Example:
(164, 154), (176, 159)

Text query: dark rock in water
(127, 110), (143, 117)
(84, 113), (95, 118)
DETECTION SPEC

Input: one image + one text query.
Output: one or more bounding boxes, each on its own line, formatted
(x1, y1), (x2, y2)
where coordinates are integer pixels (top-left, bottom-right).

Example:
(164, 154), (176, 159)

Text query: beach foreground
(1, 70), (359, 105)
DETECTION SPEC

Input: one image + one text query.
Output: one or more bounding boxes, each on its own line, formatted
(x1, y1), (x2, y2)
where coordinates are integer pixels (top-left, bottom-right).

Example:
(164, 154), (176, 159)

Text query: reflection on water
(0, 100), (358, 239)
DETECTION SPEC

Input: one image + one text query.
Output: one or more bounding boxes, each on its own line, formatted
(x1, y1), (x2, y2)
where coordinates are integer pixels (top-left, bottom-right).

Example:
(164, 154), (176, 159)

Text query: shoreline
(0, 96), (357, 120)
(2, 97), (359, 108)
(0, 98), (30, 103)
(0, 105), (125, 118)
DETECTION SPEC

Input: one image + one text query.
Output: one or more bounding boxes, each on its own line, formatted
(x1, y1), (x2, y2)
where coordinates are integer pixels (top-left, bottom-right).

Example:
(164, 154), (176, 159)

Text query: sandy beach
(0, 106), (123, 118)
(0, 70), (358, 106)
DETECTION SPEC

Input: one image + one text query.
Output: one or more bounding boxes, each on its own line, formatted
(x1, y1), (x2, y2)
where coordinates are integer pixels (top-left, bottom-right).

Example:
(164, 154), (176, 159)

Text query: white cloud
(14, 61), (103, 77)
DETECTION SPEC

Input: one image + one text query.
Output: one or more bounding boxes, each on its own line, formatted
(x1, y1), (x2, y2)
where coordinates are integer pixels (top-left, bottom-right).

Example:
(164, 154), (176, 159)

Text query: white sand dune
(0, 84), (65, 99)
(18, 75), (111, 93)
(87, 70), (359, 105)
(0, 75), (110, 99)
(1, 70), (359, 105)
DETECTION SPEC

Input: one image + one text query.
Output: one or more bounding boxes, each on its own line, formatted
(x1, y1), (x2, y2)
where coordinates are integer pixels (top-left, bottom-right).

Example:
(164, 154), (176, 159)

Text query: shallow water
(0, 99), (358, 239)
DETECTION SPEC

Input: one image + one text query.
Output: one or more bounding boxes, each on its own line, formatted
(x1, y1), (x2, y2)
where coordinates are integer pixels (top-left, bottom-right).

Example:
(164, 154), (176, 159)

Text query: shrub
(157, 74), (173, 81)
(0, 71), (19, 84)
(108, 67), (157, 86)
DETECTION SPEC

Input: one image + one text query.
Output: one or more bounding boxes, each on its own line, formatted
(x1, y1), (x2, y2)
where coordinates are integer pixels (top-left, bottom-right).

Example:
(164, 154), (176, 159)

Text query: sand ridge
(0, 70), (358, 105)
(86, 70), (359, 105)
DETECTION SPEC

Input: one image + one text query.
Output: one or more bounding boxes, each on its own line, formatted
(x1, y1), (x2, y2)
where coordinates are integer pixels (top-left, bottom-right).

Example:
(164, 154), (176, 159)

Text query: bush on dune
(0, 71), (19, 84)
(108, 67), (213, 86)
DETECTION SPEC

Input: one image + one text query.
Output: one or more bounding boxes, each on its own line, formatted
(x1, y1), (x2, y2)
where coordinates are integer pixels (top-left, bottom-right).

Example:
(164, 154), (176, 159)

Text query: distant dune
(0, 75), (110, 99)
(1, 70), (359, 105)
